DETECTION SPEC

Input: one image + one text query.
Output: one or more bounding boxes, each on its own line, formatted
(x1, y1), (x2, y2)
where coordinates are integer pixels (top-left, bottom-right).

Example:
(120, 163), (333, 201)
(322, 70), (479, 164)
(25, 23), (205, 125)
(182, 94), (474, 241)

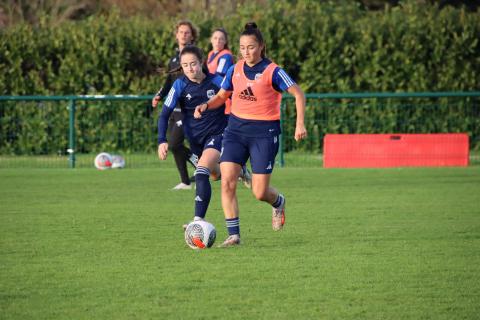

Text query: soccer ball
(94, 152), (113, 170)
(111, 154), (125, 169)
(184, 220), (216, 249)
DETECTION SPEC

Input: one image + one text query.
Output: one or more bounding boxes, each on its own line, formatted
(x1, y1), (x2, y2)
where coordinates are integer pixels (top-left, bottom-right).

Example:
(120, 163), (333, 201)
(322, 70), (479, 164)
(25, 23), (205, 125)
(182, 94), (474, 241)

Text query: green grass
(1, 166), (479, 319)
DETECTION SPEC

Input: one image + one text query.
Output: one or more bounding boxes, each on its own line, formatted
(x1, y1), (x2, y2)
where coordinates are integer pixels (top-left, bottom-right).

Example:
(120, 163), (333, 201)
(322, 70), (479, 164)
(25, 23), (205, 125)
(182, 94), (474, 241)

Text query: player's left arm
(216, 54), (234, 77)
(286, 84), (307, 141)
(274, 67), (307, 141)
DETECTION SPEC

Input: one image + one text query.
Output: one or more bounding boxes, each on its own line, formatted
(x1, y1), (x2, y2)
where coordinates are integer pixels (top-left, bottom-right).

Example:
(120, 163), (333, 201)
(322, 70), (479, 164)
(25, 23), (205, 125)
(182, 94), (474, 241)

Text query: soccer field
(1, 166), (479, 319)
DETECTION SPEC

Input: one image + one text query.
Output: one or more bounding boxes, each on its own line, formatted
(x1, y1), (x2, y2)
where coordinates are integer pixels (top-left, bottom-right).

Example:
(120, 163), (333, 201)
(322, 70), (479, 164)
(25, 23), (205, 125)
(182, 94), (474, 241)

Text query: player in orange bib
(206, 28), (234, 117)
(195, 22), (307, 247)
(206, 28), (234, 78)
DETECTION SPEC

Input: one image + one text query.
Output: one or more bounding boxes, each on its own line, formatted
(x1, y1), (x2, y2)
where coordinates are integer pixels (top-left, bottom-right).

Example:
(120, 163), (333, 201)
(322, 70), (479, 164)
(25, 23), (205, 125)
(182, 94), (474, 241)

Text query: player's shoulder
(219, 50), (234, 59)
(168, 51), (181, 67)
(172, 76), (188, 91)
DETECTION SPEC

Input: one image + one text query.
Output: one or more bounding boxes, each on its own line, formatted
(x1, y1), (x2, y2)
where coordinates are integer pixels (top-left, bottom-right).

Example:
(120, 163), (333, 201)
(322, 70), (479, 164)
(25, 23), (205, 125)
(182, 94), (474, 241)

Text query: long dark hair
(240, 22), (266, 58)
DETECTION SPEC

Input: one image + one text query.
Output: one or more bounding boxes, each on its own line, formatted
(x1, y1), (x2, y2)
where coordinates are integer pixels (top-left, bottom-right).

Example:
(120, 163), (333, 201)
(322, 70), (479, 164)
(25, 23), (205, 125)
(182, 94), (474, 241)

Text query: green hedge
(1, 1), (479, 154)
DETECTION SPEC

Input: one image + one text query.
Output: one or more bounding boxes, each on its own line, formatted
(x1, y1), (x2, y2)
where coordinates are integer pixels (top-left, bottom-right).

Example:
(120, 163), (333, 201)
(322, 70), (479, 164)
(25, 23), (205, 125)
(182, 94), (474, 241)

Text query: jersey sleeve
(212, 75), (224, 88)
(220, 64), (235, 91)
(215, 54), (234, 77)
(162, 79), (184, 110)
(157, 79), (184, 144)
(272, 67), (297, 92)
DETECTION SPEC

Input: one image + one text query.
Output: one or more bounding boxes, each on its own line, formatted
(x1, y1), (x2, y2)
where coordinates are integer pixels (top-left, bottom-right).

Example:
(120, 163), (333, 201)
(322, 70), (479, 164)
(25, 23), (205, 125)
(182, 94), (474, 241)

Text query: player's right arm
(152, 56), (180, 108)
(157, 80), (183, 160)
(194, 88), (231, 119)
(152, 87), (163, 108)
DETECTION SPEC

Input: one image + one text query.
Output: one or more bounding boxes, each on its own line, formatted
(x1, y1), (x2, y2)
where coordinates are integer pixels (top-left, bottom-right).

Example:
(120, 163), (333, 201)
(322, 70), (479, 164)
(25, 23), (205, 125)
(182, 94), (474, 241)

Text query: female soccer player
(206, 28), (234, 115)
(157, 46), (227, 224)
(206, 28), (234, 78)
(152, 20), (199, 190)
(195, 22), (307, 247)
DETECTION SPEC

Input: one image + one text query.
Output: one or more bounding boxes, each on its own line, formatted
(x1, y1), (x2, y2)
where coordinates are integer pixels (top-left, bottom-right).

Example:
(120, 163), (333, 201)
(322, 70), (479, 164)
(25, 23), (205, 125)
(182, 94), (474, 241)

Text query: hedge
(0, 0), (479, 154)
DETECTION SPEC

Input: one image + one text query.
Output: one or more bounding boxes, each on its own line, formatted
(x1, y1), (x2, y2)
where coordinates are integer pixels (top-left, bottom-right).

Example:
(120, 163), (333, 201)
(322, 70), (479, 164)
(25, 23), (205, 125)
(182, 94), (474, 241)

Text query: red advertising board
(323, 134), (469, 168)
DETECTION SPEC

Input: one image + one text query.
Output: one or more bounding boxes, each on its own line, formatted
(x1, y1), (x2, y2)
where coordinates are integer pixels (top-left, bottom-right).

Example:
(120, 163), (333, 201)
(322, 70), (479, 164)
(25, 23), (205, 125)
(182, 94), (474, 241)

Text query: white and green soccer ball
(184, 220), (216, 249)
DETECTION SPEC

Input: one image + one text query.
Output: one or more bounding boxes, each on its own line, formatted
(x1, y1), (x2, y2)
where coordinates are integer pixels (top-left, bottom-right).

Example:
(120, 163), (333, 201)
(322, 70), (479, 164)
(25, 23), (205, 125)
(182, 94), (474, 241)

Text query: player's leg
(219, 162), (242, 246)
(218, 131), (249, 247)
(193, 135), (222, 221)
(168, 112), (191, 189)
(251, 174), (285, 231)
(220, 162), (241, 220)
(249, 135), (285, 231)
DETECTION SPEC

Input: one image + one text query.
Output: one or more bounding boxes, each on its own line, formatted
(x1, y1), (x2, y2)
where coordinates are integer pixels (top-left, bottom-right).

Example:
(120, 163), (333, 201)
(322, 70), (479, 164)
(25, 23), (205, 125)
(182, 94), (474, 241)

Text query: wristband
(205, 102), (209, 110)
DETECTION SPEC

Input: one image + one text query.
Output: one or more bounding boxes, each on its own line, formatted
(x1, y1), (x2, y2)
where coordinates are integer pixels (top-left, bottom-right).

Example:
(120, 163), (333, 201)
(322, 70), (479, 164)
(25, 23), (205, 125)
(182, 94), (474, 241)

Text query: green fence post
(68, 98), (76, 168)
(279, 101), (285, 167)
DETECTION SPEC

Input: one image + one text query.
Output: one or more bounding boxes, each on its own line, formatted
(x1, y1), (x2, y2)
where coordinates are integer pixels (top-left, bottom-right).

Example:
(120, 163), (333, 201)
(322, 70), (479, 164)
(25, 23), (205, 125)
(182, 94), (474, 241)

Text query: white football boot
(272, 195), (286, 231)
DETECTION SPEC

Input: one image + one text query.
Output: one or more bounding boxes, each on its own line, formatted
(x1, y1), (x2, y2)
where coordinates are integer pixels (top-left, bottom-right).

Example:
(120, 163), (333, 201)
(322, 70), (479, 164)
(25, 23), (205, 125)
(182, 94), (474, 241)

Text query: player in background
(206, 27), (252, 188)
(152, 20), (198, 190)
(206, 28), (234, 80)
(157, 46), (228, 226)
(195, 22), (307, 247)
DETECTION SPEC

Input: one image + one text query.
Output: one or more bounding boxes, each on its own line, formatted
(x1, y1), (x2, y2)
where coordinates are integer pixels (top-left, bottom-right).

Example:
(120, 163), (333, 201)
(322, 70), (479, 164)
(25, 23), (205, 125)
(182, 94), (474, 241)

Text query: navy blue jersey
(220, 58), (296, 137)
(158, 73), (228, 146)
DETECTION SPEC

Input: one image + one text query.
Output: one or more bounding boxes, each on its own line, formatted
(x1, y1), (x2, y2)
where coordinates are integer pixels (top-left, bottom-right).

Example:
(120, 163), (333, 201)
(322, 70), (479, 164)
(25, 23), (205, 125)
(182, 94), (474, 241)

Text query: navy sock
(226, 217), (240, 236)
(194, 166), (211, 219)
(272, 193), (284, 208)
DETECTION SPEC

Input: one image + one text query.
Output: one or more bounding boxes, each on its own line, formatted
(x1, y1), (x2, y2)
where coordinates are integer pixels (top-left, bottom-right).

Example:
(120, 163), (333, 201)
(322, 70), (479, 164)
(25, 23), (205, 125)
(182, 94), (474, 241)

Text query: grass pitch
(1, 165), (479, 319)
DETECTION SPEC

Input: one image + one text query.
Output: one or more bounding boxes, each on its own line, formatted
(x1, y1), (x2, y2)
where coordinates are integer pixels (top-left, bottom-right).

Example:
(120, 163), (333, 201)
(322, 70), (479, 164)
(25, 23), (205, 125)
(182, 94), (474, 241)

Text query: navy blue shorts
(220, 130), (279, 174)
(190, 133), (223, 159)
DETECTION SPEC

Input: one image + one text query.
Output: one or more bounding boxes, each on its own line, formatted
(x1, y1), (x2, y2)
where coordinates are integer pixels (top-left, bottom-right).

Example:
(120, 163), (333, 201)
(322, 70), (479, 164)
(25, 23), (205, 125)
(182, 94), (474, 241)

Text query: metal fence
(0, 95), (156, 168)
(280, 92), (480, 166)
(1, 92), (479, 168)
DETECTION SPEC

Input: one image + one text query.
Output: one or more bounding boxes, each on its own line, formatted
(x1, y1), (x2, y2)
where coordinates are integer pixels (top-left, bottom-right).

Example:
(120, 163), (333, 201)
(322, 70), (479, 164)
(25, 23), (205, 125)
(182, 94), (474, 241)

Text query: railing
(1, 92), (479, 168)
(280, 91), (480, 166)
(0, 95), (150, 168)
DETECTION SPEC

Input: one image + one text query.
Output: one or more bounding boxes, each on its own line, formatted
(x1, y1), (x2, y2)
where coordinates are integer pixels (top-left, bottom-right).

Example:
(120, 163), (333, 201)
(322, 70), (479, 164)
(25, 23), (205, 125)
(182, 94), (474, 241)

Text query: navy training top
(157, 73), (228, 146)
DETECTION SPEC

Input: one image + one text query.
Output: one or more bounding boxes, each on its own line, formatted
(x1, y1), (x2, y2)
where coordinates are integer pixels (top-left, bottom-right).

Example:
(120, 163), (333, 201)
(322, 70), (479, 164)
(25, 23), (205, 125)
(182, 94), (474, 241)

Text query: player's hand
(294, 124), (307, 141)
(194, 103), (208, 119)
(158, 143), (169, 160)
(152, 95), (161, 108)
(151, 89), (162, 108)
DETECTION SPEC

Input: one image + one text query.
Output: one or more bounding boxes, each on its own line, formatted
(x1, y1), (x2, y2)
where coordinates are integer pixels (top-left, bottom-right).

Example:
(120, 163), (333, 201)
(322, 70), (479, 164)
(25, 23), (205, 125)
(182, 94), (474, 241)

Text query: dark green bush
(1, 1), (479, 154)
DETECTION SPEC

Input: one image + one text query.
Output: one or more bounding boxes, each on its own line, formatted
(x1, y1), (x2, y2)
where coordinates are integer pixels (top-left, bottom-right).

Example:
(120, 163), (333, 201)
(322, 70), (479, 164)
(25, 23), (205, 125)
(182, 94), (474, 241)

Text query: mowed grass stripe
(1, 167), (479, 319)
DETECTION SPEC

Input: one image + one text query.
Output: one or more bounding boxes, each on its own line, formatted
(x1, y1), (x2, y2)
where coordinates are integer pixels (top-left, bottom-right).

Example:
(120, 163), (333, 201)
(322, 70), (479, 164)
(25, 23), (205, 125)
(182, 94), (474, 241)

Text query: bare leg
(220, 162), (241, 219)
(251, 173), (278, 205)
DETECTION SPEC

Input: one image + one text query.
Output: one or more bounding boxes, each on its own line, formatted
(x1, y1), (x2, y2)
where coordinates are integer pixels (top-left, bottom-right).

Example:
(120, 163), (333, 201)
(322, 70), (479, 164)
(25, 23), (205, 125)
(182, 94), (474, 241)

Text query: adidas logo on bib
(239, 87), (257, 101)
